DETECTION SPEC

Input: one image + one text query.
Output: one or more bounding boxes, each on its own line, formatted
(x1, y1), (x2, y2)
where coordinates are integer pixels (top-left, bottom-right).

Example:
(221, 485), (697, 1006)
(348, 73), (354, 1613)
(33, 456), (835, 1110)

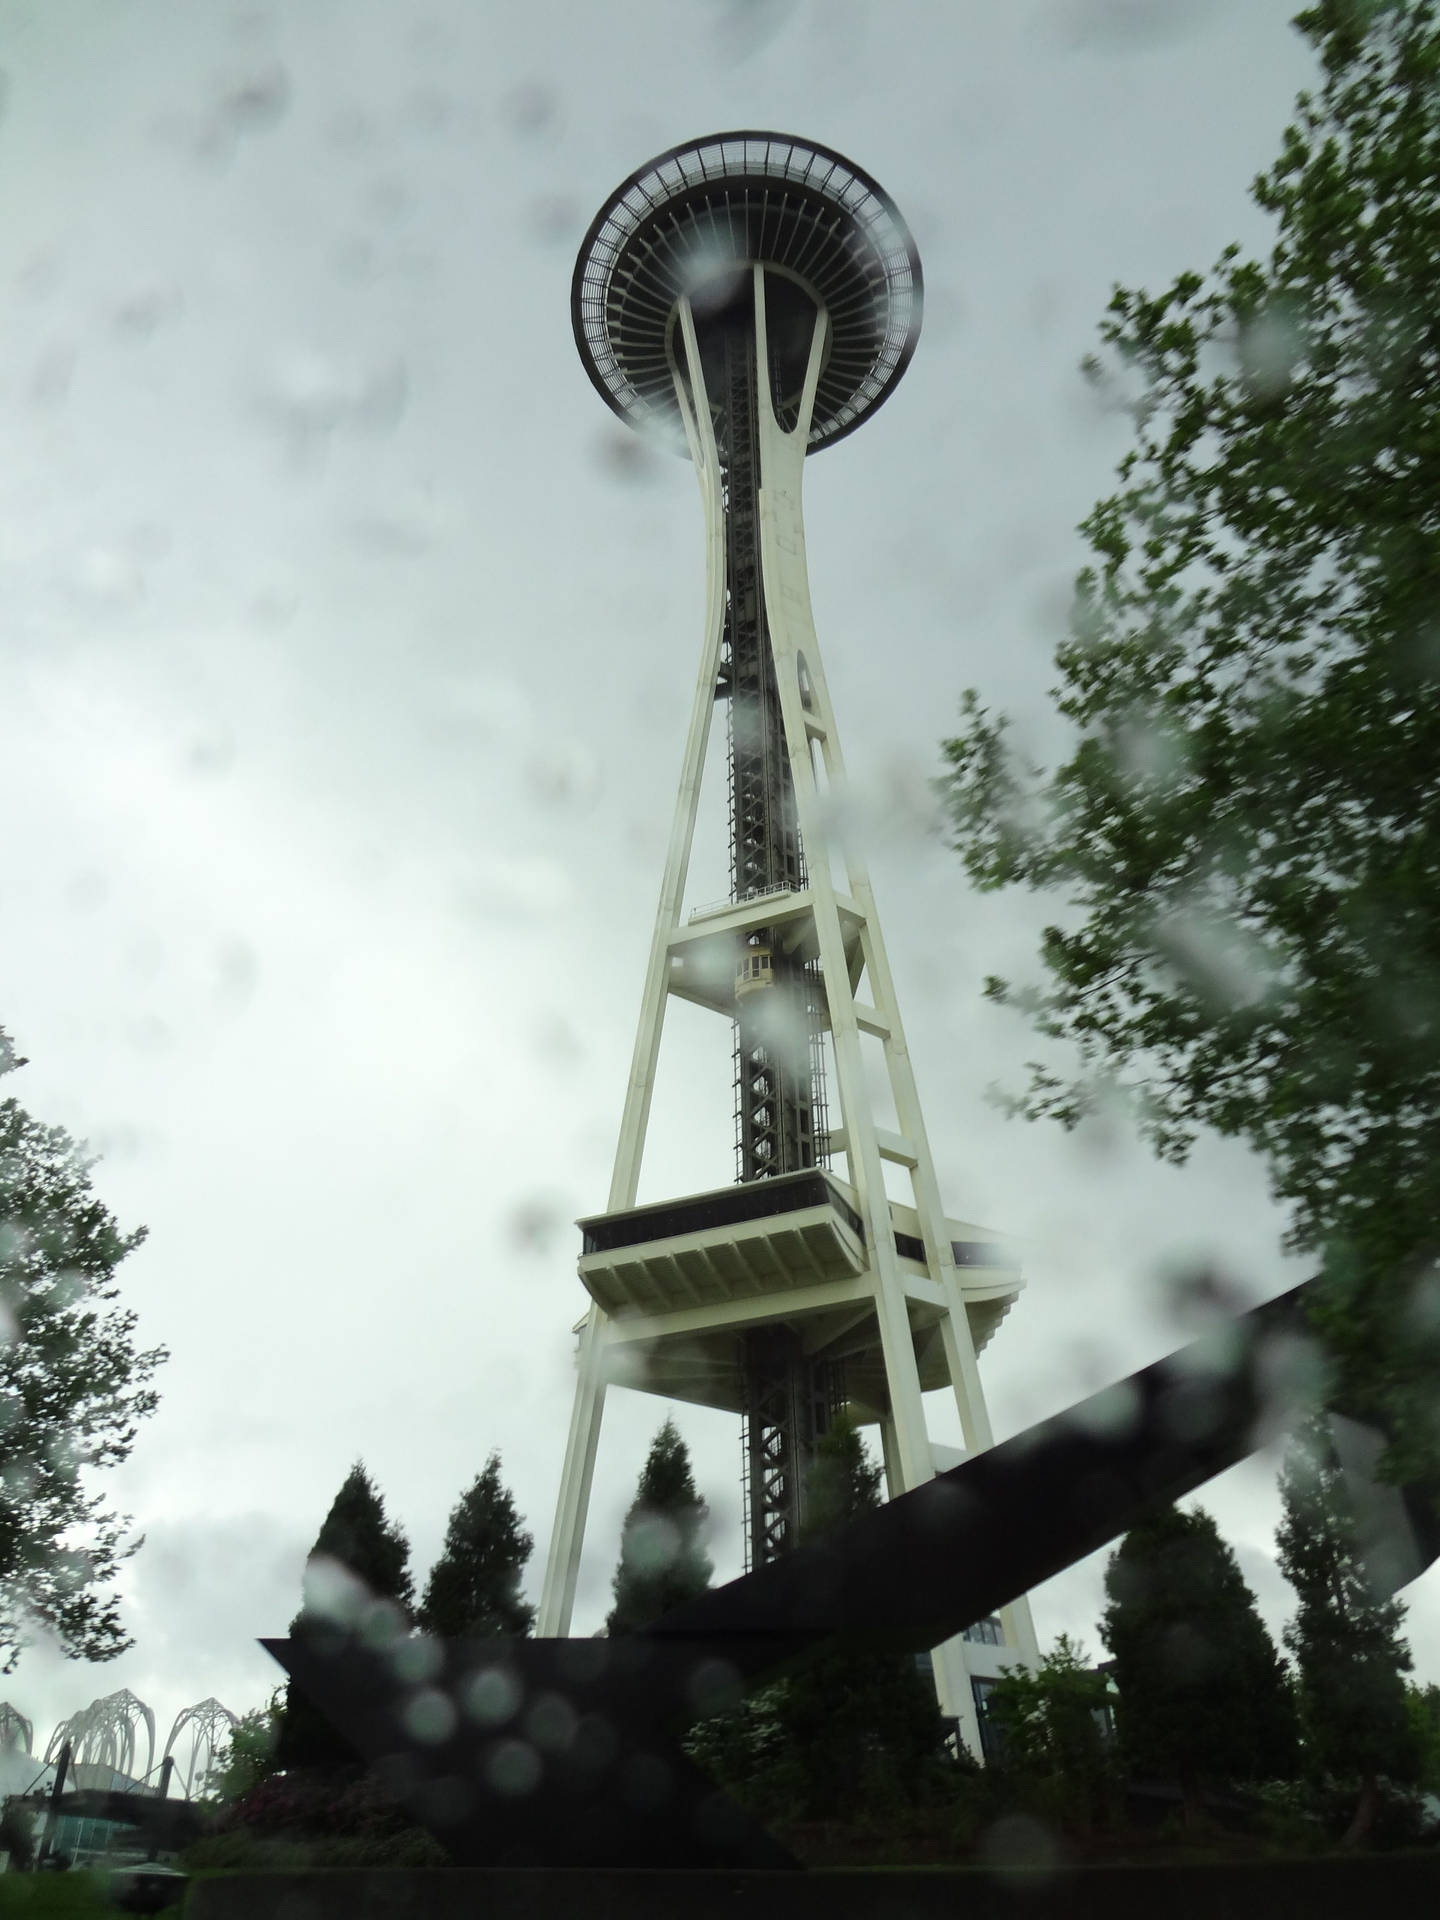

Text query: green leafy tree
(1276, 1413), (1420, 1843)
(417, 1453), (535, 1639)
(984, 1634), (1118, 1832)
(940, 0), (1440, 1488)
(276, 1462), (413, 1771)
(606, 1416), (712, 1634)
(204, 1691), (283, 1803)
(0, 1028), (166, 1668)
(689, 1418), (946, 1822)
(1102, 1505), (1299, 1817)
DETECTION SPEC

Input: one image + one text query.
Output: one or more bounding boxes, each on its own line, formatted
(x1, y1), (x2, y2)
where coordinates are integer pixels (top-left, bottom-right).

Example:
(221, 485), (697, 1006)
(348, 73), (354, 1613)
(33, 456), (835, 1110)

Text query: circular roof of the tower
(572, 132), (923, 454)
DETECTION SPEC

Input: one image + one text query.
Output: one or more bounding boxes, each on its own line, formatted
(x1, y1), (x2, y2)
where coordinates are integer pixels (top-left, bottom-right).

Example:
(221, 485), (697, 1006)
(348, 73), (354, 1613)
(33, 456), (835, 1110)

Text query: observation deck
(577, 1172), (1021, 1421)
(572, 131), (923, 454)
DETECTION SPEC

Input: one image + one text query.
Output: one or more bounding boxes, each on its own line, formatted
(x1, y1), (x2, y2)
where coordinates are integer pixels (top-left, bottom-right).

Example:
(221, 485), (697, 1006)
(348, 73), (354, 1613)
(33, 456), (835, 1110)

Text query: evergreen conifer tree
(1276, 1413), (1420, 1843)
(276, 1461), (413, 1771)
(689, 1418), (945, 1821)
(606, 1416), (712, 1634)
(1101, 1505), (1298, 1818)
(417, 1453), (535, 1639)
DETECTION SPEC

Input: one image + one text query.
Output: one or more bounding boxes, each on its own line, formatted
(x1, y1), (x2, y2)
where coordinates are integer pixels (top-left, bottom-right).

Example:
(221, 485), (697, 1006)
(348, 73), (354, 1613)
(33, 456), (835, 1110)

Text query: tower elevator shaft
(704, 293), (843, 1567)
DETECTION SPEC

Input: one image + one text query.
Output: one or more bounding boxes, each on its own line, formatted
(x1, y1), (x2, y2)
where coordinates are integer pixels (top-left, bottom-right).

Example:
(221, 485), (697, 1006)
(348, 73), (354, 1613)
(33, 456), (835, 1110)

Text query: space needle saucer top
(571, 131), (923, 455)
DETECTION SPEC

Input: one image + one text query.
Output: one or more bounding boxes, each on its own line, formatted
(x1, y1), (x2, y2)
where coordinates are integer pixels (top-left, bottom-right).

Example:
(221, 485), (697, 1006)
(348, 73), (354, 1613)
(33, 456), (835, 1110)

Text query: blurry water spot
(363, 174), (415, 228)
(687, 1659), (742, 1717)
(507, 1197), (564, 1258)
(402, 86), (456, 135)
(485, 1737), (541, 1796)
(533, 1016), (582, 1070)
(359, 1597), (410, 1648)
(1069, 1377), (1140, 1440)
(463, 1665), (521, 1727)
(1237, 303), (1305, 402)
(1405, 1261), (1440, 1337)
(524, 1692), (578, 1753)
(131, 1015), (173, 1055)
(188, 728), (237, 777)
(499, 83), (557, 139)
(981, 1811), (1061, 1877)
(349, 513), (430, 558)
(621, 1513), (681, 1579)
(594, 427), (659, 487)
(214, 939), (259, 1010)
(112, 286), (184, 342)
(706, 0), (798, 64)
(327, 105), (380, 153)
(302, 1553), (368, 1628)
(391, 1636), (443, 1685)
(401, 1687), (456, 1746)
(64, 869), (109, 913)
(1051, 0), (1217, 53)
(29, 343), (75, 410)
(71, 547), (144, 609)
(1159, 1261), (1248, 1333)
(526, 195), (578, 247)
(253, 349), (409, 460)
(215, 59), (290, 137)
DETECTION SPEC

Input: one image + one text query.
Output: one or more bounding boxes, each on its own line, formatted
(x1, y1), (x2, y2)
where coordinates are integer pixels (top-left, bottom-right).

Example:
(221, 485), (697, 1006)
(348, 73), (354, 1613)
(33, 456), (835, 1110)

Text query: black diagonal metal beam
(265, 1278), (1440, 1870)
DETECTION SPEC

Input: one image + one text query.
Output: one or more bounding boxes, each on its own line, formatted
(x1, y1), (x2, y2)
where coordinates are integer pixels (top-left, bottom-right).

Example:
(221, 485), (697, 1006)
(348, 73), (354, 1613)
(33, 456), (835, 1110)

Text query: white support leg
(536, 1308), (608, 1636)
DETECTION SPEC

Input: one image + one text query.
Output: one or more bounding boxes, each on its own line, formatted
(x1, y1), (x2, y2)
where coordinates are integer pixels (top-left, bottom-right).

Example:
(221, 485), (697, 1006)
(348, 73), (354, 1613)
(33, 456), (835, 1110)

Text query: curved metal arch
(0, 1703), (32, 1754)
(573, 131), (923, 455)
(162, 1697), (238, 1799)
(44, 1688), (155, 1782)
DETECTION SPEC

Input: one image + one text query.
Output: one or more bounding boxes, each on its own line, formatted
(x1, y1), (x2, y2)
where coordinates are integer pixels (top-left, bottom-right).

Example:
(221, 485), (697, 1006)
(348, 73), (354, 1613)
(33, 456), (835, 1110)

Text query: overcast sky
(0, 0), (1433, 1773)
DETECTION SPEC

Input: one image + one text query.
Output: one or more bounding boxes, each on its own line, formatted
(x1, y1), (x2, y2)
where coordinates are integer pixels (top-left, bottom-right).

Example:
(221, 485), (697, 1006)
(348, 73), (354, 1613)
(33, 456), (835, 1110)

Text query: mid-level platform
(577, 1170), (1022, 1422)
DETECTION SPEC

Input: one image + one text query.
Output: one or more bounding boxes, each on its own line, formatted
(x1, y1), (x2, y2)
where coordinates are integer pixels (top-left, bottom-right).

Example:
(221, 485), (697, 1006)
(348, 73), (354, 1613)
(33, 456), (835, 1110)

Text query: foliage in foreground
(940, 0), (1440, 1486)
(417, 1452), (535, 1639)
(1102, 1506), (1299, 1808)
(687, 1419), (950, 1822)
(274, 1462), (413, 1772)
(982, 1633), (1119, 1832)
(0, 1029), (166, 1668)
(183, 1763), (447, 1873)
(1276, 1412), (1419, 1842)
(204, 1690), (284, 1805)
(607, 1416), (712, 1634)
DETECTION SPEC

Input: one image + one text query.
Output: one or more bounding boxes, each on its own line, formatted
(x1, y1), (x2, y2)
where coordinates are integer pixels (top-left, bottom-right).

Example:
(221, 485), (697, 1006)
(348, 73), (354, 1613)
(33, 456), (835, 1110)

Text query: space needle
(539, 133), (1036, 1757)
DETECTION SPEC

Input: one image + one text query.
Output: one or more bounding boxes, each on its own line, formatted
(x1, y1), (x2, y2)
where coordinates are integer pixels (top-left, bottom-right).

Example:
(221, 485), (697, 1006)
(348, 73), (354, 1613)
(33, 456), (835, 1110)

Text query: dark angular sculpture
(267, 1279), (1440, 1870)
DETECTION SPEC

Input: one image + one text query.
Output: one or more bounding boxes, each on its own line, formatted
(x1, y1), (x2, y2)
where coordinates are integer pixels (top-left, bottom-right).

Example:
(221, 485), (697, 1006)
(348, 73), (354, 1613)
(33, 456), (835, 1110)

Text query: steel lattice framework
(162, 1697), (238, 1800)
(0, 1702), (32, 1754)
(45, 1688), (155, 1783)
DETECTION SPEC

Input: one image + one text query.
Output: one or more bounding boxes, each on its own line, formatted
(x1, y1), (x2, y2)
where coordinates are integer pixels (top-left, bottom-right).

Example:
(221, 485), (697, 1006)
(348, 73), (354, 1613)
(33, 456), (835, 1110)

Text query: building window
(963, 1613), (1004, 1646)
(970, 1675), (1004, 1766)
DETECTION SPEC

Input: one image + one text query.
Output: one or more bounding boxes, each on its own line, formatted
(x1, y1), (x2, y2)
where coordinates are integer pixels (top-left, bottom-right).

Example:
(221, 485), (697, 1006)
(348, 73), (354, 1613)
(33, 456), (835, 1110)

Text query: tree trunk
(1341, 1773), (1379, 1849)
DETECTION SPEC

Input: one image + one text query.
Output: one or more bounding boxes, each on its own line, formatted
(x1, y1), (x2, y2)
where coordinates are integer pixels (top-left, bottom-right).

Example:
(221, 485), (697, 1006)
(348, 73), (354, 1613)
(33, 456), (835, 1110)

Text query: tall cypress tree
(1101, 1504), (1298, 1818)
(276, 1461), (413, 1770)
(606, 1417), (712, 1634)
(418, 1453), (535, 1639)
(1276, 1413), (1420, 1844)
